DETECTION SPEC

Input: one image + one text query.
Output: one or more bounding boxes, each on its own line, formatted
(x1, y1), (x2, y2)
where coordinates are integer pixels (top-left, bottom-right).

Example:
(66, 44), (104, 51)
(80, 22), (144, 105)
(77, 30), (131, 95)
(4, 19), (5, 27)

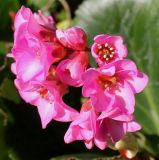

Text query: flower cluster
(10, 6), (148, 150)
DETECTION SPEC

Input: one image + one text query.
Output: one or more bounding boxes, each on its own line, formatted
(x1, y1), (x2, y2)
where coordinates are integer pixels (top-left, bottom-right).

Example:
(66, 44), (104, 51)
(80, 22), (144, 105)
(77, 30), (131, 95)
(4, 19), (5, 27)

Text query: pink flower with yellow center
(91, 34), (128, 65)
(15, 78), (78, 128)
(82, 60), (148, 113)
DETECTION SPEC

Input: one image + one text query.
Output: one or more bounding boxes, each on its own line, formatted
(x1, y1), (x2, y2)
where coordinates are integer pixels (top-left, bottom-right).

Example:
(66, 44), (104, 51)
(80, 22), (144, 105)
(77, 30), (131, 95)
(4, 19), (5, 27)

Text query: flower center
(39, 30), (55, 42)
(98, 75), (117, 89)
(38, 86), (53, 103)
(39, 88), (49, 98)
(96, 43), (115, 63)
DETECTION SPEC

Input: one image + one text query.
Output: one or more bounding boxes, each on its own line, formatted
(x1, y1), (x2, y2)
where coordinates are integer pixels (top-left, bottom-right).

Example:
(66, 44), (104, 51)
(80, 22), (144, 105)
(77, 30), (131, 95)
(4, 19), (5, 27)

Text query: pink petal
(107, 119), (125, 142)
(115, 82), (135, 114)
(126, 72), (149, 93)
(94, 34), (110, 43)
(14, 6), (31, 32)
(91, 88), (115, 112)
(98, 107), (133, 122)
(82, 69), (99, 97)
(84, 140), (94, 149)
(16, 53), (43, 82)
(127, 121), (141, 132)
(115, 59), (137, 73)
(54, 102), (79, 122)
(100, 66), (116, 76)
(14, 79), (39, 104)
(111, 36), (128, 58)
(94, 121), (108, 150)
(37, 99), (56, 128)
(64, 128), (74, 143)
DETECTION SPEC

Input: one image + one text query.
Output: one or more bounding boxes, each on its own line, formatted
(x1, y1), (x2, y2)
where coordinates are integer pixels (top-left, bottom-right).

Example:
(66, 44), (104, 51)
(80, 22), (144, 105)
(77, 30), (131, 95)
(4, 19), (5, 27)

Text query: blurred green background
(0, 0), (159, 159)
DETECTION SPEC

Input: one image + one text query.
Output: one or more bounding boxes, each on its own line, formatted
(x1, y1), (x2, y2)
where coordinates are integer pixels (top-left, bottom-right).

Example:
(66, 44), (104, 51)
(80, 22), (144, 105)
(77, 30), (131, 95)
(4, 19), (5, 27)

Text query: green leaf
(27, 0), (55, 10)
(137, 133), (159, 156)
(0, 111), (9, 160)
(8, 149), (20, 160)
(0, 99), (19, 160)
(0, 0), (19, 30)
(50, 154), (122, 160)
(27, 0), (47, 8)
(0, 41), (8, 55)
(0, 78), (20, 104)
(75, 0), (159, 136)
(56, 20), (71, 29)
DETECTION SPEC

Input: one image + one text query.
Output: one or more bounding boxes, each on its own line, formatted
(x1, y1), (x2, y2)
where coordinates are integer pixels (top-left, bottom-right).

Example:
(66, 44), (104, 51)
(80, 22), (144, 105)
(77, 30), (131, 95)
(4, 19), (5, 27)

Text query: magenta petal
(115, 59), (137, 73)
(82, 69), (99, 97)
(126, 72), (149, 93)
(94, 121), (108, 150)
(94, 138), (107, 150)
(34, 10), (55, 30)
(127, 121), (141, 132)
(111, 36), (128, 58)
(11, 63), (17, 75)
(14, 6), (31, 29)
(37, 100), (56, 128)
(94, 34), (110, 43)
(14, 79), (39, 103)
(92, 89), (115, 112)
(100, 66), (116, 76)
(115, 82), (135, 114)
(98, 107), (133, 122)
(16, 53), (43, 82)
(84, 140), (94, 149)
(81, 129), (94, 140)
(14, 6), (31, 42)
(64, 128), (74, 143)
(54, 102), (79, 122)
(56, 29), (68, 47)
(107, 119), (125, 142)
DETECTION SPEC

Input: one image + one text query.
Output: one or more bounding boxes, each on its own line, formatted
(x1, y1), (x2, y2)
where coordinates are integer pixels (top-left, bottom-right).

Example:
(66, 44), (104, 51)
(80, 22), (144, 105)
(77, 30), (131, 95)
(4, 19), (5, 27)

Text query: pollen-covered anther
(38, 87), (53, 103)
(98, 75), (117, 89)
(39, 88), (49, 98)
(96, 43), (115, 63)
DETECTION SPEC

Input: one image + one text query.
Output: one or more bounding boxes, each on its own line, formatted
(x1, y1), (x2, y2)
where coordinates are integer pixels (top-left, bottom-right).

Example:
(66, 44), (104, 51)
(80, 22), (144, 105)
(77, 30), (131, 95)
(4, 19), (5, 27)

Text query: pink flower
(56, 51), (89, 87)
(34, 10), (56, 30)
(12, 34), (55, 82)
(91, 34), (128, 65)
(97, 108), (141, 143)
(64, 100), (98, 149)
(15, 77), (78, 128)
(82, 60), (148, 113)
(64, 100), (141, 150)
(56, 27), (87, 50)
(14, 6), (56, 47)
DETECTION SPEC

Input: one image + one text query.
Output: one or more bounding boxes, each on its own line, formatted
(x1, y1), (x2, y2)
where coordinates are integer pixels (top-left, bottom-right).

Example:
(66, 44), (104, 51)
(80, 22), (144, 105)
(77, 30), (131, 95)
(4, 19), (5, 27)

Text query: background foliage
(0, 0), (159, 159)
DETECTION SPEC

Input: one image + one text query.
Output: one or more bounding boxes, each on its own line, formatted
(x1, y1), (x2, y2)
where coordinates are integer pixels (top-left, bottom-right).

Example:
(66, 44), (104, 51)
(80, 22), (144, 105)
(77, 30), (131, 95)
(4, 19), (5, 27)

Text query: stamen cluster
(96, 43), (115, 62)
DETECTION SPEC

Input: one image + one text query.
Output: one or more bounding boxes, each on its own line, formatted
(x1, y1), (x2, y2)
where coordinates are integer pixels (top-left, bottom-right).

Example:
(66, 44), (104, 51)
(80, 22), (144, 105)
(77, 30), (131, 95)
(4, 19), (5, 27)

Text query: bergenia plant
(9, 6), (148, 159)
